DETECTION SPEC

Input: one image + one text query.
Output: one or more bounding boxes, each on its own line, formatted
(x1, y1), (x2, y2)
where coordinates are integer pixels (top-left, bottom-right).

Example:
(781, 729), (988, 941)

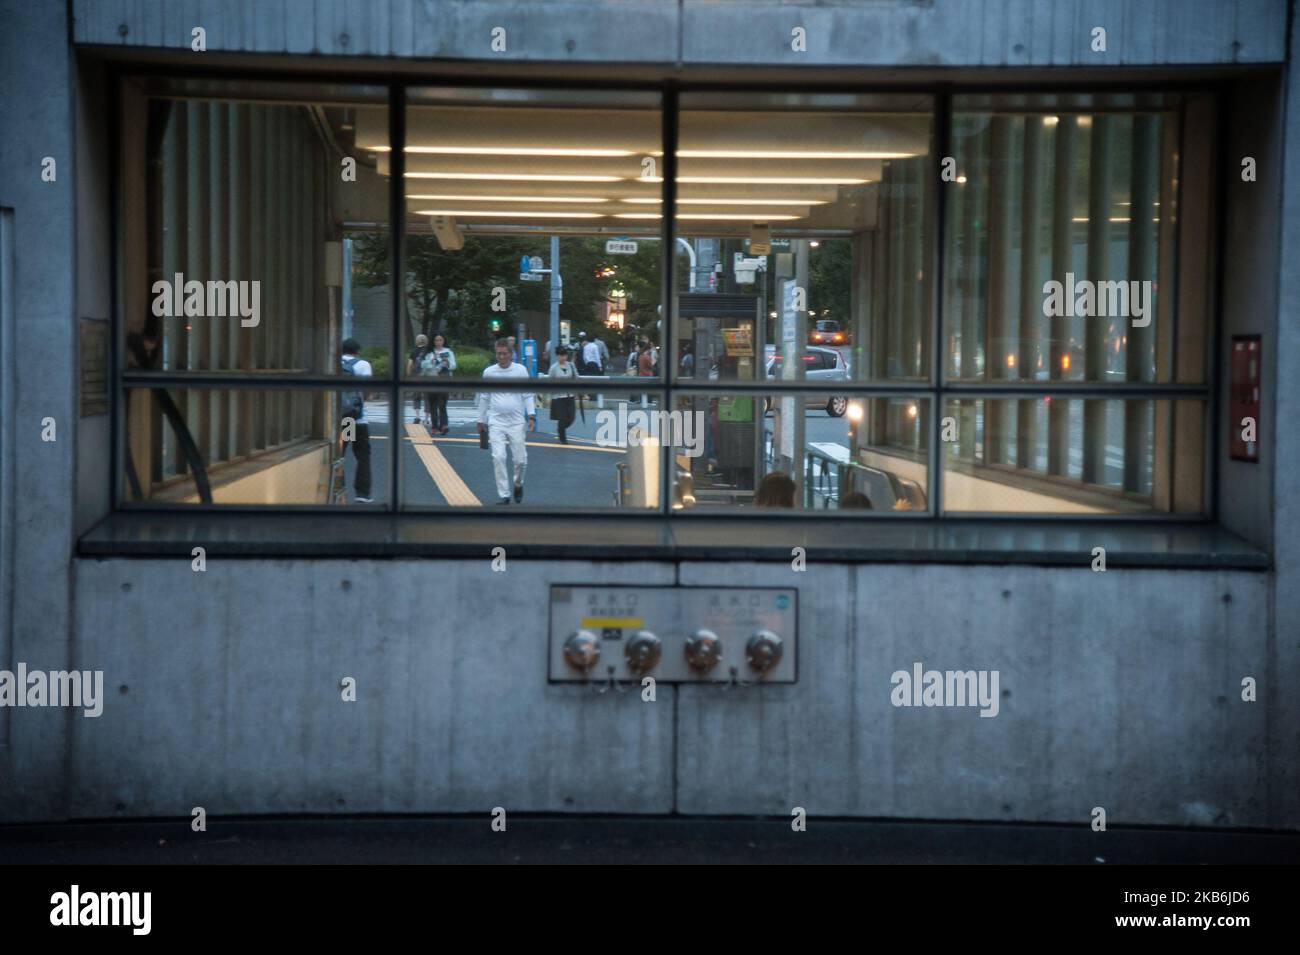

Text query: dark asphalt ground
(348, 396), (852, 507)
(2, 816), (1297, 864)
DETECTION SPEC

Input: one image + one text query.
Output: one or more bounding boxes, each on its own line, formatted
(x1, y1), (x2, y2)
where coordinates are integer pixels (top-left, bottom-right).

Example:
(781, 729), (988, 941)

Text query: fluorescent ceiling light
(415, 210), (605, 218)
(408, 194), (608, 203)
(613, 213), (802, 221)
(678, 149), (910, 160)
(678, 176), (869, 185)
(679, 213), (802, 220)
(405, 172), (624, 182)
(620, 198), (827, 206)
(1071, 216), (1159, 223)
(371, 145), (637, 157)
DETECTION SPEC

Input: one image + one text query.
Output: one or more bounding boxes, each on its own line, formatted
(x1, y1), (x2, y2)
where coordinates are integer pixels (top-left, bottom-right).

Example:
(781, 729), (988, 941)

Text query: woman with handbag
(421, 333), (457, 435)
(546, 344), (578, 444)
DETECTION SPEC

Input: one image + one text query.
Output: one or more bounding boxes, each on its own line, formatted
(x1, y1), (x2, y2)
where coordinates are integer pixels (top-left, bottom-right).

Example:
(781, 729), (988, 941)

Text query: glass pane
(370, 87), (663, 384)
(945, 99), (1179, 385)
(669, 391), (930, 512)
(941, 398), (1204, 514)
(122, 387), (388, 505)
(675, 92), (934, 385)
(399, 386), (660, 509)
(135, 87), (390, 378)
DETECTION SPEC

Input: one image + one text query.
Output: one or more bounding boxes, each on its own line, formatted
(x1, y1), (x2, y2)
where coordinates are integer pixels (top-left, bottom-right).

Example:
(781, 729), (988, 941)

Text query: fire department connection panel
(549, 586), (798, 684)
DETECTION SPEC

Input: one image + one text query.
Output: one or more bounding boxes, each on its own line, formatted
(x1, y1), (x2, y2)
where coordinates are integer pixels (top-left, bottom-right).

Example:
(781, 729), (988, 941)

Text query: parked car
(764, 345), (850, 417)
(809, 319), (849, 346)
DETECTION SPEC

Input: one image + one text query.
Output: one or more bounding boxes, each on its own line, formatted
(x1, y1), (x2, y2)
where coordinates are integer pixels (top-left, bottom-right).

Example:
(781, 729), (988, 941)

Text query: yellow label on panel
(581, 617), (644, 629)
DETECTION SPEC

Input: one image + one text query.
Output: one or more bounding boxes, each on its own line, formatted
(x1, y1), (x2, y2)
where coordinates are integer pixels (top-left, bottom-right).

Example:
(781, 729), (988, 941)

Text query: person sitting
(754, 471), (796, 508)
(839, 490), (872, 509)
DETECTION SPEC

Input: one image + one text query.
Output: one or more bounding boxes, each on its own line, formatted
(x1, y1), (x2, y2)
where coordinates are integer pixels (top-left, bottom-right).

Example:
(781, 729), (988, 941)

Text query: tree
(350, 232), (549, 347)
(349, 231), (664, 351)
(809, 239), (852, 322)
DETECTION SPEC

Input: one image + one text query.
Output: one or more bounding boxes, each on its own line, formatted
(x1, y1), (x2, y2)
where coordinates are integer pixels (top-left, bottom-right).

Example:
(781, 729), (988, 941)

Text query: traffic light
(490, 318), (502, 333)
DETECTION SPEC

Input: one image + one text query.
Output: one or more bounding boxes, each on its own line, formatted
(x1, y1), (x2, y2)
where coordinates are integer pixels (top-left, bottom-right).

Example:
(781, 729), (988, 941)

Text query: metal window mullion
(1082, 114), (1113, 485)
(1018, 115), (1045, 471)
(389, 83), (406, 513)
(1205, 91), (1228, 522)
(986, 115), (1014, 465)
(248, 107), (265, 450)
(930, 91), (951, 516)
(208, 102), (228, 462)
(1047, 116), (1077, 477)
(1157, 101), (1182, 512)
(1125, 113), (1159, 494)
(660, 85), (678, 517)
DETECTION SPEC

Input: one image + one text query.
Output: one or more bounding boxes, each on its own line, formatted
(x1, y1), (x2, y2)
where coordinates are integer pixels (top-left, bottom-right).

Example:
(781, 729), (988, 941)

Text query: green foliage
(454, 346), (493, 379)
(348, 230), (663, 348)
(351, 232), (549, 345)
(809, 239), (852, 322)
(555, 236), (662, 338)
(359, 346), (389, 379)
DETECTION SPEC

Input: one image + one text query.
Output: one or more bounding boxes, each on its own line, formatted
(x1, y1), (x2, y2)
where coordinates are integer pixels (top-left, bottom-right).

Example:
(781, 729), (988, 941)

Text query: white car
(764, 345), (851, 417)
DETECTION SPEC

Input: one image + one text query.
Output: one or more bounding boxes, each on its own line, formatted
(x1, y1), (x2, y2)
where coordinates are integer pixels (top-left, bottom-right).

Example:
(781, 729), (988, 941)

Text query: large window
(117, 80), (1210, 517)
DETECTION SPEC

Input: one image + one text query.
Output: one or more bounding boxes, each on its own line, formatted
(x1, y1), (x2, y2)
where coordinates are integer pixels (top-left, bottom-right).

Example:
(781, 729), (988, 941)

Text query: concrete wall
(71, 0), (1287, 67)
(68, 560), (676, 818)
(61, 558), (1275, 828)
(1267, 0), (1300, 831)
(1220, 78), (1282, 550)
(0, 0), (1294, 828)
(0, 0), (78, 817)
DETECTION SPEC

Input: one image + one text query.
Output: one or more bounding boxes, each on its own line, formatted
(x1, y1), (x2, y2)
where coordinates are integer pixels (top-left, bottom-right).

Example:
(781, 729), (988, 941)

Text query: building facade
(0, 0), (1297, 829)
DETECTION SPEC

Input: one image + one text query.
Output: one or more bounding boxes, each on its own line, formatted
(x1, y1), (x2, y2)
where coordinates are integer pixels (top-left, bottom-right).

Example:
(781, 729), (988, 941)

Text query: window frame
(112, 69), (1221, 523)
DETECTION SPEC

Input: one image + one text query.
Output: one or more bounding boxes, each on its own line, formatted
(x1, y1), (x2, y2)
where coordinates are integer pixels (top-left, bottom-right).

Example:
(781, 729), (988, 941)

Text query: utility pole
(549, 235), (561, 365)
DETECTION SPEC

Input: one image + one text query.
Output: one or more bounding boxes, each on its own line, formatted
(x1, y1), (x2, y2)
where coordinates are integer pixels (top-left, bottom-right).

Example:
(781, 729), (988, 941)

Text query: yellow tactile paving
(404, 423), (481, 507)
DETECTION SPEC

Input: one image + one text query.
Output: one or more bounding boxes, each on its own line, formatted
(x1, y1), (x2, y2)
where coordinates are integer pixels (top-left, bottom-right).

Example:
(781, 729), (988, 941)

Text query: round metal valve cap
(684, 629), (723, 672)
(746, 629), (784, 672)
(624, 630), (662, 674)
(563, 630), (601, 671)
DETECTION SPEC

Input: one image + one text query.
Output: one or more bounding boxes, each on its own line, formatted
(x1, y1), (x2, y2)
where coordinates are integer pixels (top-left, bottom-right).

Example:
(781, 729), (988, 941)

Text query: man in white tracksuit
(477, 339), (536, 504)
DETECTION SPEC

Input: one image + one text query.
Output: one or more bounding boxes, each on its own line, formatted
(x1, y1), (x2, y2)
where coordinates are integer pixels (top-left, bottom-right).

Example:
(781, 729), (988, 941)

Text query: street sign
(520, 255), (530, 273)
(605, 240), (638, 255)
(520, 272), (544, 282)
(529, 255), (544, 271)
(782, 280), (798, 343)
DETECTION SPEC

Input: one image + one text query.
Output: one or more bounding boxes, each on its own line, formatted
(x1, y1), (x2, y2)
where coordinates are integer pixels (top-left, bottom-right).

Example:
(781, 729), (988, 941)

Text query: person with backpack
(420, 333), (457, 434)
(339, 338), (374, 503)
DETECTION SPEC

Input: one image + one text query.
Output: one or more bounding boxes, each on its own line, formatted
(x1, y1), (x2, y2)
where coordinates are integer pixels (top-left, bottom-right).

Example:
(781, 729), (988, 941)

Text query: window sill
(78, 513), (1269, 569)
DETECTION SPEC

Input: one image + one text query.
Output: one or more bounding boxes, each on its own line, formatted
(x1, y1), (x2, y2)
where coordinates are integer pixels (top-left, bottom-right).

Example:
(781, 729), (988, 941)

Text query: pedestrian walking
(546, 344), (579, 444)
(477, 338), (536, 504)
(421, 333), (456, 434)
(406, 333), (429, 423)
(339, 338), (374, 503)
(637, 338), (656, 377)
(581, 334), (604, 375)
